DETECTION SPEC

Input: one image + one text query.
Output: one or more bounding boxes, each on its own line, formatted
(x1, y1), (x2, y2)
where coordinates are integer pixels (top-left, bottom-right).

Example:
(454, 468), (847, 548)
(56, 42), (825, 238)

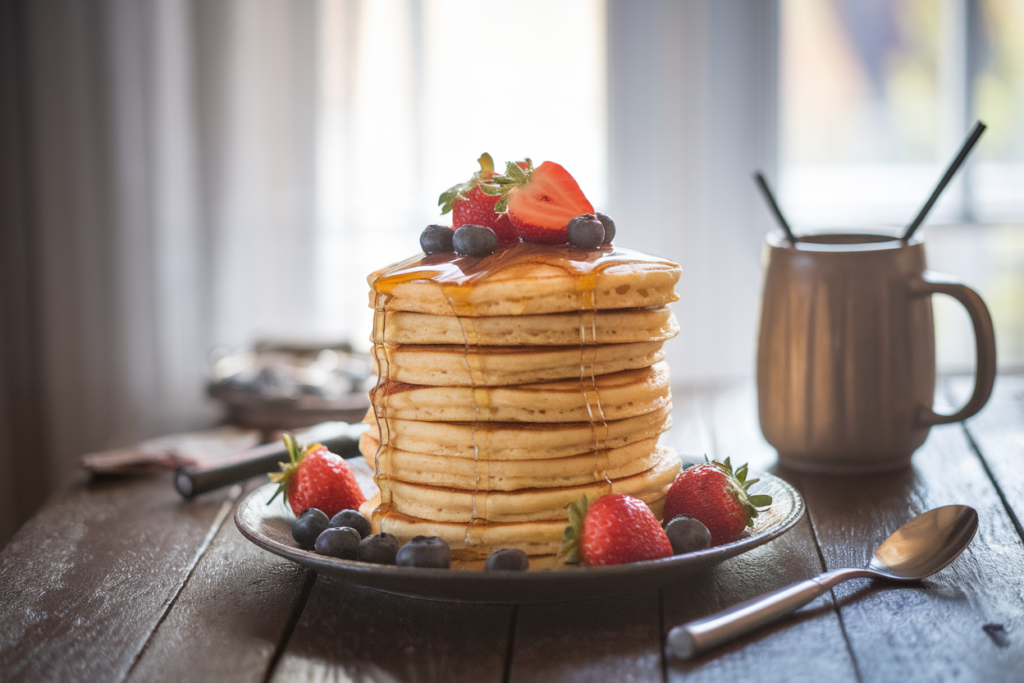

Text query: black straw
(754, 172), (797, 243)
(902, 120), (986, 242)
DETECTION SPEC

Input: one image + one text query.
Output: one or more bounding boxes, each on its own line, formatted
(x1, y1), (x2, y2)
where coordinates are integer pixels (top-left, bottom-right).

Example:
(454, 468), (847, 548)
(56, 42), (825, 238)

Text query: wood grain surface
(0, 474), (241, 682)
(125, 481), (315, 683)
(270, 579), (513, 683)
(4, 377), (1024, 682)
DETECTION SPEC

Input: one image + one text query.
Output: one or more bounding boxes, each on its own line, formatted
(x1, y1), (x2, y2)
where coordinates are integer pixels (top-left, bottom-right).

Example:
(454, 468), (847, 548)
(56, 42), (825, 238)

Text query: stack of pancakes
(358, 242), (682, 562)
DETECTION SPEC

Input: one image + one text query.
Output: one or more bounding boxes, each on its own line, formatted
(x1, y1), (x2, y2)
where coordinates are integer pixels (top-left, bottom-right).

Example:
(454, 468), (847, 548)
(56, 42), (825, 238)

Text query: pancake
(359, 404), (673, 461)
(375, 340), (665, 386)
(372, 306), (679, 346)
(359, 494), (670, 561)
(380, 446), (679, 524)
(376, 437), (664, 491)
(372, 362), (671, 423)
(368, 243), (681, 317)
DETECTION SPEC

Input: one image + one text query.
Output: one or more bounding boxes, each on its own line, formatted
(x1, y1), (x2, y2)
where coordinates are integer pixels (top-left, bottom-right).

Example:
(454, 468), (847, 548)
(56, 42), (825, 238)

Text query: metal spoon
(667, 504), (979, 659)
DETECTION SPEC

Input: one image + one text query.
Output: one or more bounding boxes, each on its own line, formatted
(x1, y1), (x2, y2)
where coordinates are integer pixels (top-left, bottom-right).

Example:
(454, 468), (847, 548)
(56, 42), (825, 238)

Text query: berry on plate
(396, 535), (452, 569)
(268, 434), (367, 518)
(315, 526), (360, 559)
(292, 508), (329, 550)
(663, 457), (772, 546)
(485, 548), (530, 572)
(561, 494), (673, 566)
(329, 509), (371, 539)
(358, 532), (400, 565)
(492, 160), (595, 244)
(664, 515), (712, 555)
(438, 153), (518, 242)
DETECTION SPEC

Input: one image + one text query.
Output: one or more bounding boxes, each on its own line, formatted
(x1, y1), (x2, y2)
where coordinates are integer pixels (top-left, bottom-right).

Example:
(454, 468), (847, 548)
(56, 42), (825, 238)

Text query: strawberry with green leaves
(491, 160), (595, 243)
(268, 433), (366, 518)
(438, 152), (517, 242)
(662, 457), (772, 546)
(561, 494), (673, 566)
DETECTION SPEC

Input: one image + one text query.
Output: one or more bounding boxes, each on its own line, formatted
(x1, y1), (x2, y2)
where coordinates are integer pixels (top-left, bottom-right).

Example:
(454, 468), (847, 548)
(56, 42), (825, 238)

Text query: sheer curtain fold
(0, 0), (320, 545)
(607, 0), (779, 384)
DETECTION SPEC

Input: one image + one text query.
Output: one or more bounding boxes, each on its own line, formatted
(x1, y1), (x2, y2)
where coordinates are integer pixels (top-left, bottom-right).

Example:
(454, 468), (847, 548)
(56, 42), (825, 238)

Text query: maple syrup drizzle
(369, 242), (676, 549)
(369, 289), (394, 529)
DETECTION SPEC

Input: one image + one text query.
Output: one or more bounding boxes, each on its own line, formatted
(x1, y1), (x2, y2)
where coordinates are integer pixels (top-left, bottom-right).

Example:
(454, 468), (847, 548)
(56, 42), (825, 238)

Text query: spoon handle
(667, 568), (868, 659)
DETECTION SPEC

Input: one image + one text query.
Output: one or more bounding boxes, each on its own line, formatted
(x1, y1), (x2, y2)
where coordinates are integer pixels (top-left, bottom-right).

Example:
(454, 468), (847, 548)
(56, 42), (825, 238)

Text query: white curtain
(0, 0), (321, 544)
(607, 0), (779, 385)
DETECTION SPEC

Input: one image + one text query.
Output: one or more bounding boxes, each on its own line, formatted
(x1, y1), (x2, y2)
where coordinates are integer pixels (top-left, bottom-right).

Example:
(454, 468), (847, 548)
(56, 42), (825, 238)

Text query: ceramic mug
(756, 231), (996, 474)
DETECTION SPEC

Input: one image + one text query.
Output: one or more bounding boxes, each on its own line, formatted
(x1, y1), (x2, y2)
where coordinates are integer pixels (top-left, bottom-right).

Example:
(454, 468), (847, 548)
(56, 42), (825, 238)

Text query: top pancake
(368, 242), (681, 317)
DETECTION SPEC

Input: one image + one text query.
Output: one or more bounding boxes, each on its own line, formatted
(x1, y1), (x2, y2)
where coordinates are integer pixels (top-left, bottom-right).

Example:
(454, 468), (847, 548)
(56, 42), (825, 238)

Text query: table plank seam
(501, 603), (520, 683)
(119, 486), (242, 683)
(793, 477), (865, 683)
(943, 377), (1024, 546)
(261, 570), (317, 683)
(958, 420), (1024, 545)
(657, 586), (669, 683)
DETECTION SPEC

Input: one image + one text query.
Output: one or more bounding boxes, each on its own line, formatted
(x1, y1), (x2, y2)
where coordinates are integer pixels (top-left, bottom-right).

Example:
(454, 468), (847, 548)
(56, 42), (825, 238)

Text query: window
(781, 0), (1024, 371)
(313, 0), (607, 351)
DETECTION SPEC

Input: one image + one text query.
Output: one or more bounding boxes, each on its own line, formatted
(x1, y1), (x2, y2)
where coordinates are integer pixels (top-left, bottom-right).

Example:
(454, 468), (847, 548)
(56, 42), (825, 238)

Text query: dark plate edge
(234, 476), (806, 604)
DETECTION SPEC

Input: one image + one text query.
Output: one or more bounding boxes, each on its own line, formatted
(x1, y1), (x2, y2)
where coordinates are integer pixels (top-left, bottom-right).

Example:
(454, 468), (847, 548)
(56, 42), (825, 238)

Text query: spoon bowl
(668, 505), (979, 659)
(869, 505), (978, 580)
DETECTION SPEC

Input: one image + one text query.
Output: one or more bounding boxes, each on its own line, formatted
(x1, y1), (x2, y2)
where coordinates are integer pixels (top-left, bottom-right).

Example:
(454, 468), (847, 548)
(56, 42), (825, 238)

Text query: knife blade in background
(174, 420), (368, 499)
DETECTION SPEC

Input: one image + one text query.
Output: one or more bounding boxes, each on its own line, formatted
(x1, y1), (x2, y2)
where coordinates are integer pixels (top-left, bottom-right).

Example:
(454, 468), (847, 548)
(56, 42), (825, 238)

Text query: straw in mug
(902, 121), (987, 242)
(754, 172), (797, 243)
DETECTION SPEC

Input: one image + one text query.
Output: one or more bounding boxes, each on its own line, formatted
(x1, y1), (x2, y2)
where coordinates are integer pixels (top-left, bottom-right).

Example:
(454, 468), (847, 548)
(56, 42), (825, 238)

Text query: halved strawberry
(491, 161), (594, 243)
(438, 153), (518, 243)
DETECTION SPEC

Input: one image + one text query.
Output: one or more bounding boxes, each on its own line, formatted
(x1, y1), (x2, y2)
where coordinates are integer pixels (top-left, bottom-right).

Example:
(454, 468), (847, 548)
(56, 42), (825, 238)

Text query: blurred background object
(208, 340), (372, 429)
(2, 0), (1023, 547)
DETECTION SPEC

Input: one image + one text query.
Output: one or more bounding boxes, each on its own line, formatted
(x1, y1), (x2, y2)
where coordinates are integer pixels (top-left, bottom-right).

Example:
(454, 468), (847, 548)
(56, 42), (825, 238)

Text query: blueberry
(315, 526), (361, 559)
(396, 535), (452, 569)
(484, 548), (530, 572)
(567, 214), (605, 248)
(596, 213), (616, 243)
(665, 515), (712, 555)
(453, 224), (498, 257)
(329, 509), (371, 539)
(357, 532), (400, 565)
(420, 224), (455, 254)
(292, 508), (329, 550)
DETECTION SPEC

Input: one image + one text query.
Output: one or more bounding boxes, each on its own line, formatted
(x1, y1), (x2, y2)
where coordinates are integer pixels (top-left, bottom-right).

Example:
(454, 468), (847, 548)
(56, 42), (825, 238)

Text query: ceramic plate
(236, 472), (804, 604)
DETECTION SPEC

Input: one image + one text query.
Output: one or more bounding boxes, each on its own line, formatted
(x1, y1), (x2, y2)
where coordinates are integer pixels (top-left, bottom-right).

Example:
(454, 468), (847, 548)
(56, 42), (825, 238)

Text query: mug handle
(909, 271), (997, 426)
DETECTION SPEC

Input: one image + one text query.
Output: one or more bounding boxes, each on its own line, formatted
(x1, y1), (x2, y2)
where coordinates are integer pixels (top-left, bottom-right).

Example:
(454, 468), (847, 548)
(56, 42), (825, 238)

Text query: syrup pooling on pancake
(370, 242), (679, 316)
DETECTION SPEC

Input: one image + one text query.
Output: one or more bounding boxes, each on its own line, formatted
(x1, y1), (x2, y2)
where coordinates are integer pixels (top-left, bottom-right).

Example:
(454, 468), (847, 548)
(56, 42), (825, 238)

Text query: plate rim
(235, 473), (805, 603)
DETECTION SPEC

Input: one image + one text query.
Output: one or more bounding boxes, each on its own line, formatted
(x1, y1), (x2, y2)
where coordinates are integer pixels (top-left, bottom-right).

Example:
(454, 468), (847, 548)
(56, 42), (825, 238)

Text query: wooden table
(3, 375), (1024, 682)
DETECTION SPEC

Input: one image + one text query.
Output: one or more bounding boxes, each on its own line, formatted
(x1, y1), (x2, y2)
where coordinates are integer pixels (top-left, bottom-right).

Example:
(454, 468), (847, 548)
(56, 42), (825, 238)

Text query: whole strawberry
(268, 434), (366, 518)
(561, 494), (672, 566)
(663, 458), (772, 546)
(438, 153), (517, 242)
